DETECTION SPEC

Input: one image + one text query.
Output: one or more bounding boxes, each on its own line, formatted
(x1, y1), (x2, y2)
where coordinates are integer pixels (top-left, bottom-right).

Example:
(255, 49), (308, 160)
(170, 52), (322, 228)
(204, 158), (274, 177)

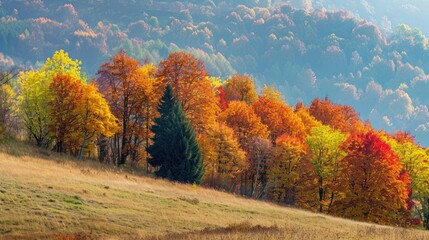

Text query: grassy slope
(0, 142), (428, 240)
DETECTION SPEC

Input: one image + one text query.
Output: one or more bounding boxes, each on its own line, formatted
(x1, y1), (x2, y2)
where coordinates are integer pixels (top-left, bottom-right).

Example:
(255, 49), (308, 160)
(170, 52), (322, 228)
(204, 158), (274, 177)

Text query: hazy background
(286, 0), (429, 35)
(1, 0), (429, 146)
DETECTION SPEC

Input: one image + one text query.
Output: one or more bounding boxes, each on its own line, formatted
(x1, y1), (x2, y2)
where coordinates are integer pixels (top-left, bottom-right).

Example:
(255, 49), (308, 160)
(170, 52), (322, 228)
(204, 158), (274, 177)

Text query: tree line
(1, 50), (429, 228)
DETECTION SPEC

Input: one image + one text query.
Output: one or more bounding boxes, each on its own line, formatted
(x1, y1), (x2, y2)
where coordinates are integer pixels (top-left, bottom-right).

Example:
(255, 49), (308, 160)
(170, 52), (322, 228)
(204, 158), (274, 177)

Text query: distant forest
(1, 0), (429, 145)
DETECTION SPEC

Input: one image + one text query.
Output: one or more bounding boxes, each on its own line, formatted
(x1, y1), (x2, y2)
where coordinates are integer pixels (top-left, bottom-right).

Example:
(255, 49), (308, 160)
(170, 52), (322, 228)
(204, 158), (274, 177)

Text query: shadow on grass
(0, 140), (152, 178)
(147, 221), (280, 240)
(0, 140), (53, 160)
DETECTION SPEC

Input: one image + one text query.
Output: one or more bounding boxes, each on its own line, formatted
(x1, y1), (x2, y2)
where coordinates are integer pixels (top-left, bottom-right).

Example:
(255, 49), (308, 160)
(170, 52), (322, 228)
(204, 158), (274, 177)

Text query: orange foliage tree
(309, 97), (363, 133)
(220, 100), (269, 151)
(96, 50), (154, 165)
(49, 74), (84, 153)
(220, 100), (270, 195)
(252, 97), (306, 141)
(49, 74), (118, 156)
(333, 131), (411, 224)
(156, 52), (219, 133)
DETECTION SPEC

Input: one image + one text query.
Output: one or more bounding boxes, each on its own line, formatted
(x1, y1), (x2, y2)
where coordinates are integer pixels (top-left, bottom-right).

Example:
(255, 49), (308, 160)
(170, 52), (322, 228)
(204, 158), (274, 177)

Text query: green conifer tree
(147, 84), (204, 183)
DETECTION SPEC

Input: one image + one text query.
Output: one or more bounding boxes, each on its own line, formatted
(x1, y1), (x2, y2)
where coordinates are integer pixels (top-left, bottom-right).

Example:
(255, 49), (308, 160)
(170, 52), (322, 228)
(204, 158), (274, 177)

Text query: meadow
(0, 142), (428, 240)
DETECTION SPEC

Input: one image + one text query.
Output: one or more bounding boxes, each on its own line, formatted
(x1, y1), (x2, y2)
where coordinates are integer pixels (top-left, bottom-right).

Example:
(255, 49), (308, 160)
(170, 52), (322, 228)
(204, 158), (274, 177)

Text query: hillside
(0, 142), (428, 240)
(285, 0), (429, 36)
(2, 1), (429, 145)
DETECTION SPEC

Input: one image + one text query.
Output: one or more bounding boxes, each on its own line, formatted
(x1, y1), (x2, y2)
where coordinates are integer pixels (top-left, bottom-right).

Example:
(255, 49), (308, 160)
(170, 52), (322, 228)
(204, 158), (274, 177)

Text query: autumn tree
(260, 84), (284, 103)
(386, 133), (429, 228)
(252, 97), (306, 141)
(306, 125), (346, 213)
(218, 85), (229, 111)
(49, 74), (85, 153)
(17, 70), (51, 147)
(220, 100), (269, 151)
(294, 106), (322, 135)
(333, 131), (410, 224)
(267, 135), (306, 205)
(199, 123), (247, 190)
(78, 83), (119, 159)
(137, 64), (163, 172)
(224, 74), (258, 104)
(247, 137), (273, 198)
(96, 50), (153, 165)
(156, 51), (219, 133)
(147, 85), (204, 183)
(0, 83), (15, 139)
(49, 74), (118, 156)
(42, 49), (83, 81)
(0, 68), (18, 139)
(220, 100), (270, 195)
(309, 97), (363, 133)
(16, 50), (83, 148)
(208, 76), (229, 111)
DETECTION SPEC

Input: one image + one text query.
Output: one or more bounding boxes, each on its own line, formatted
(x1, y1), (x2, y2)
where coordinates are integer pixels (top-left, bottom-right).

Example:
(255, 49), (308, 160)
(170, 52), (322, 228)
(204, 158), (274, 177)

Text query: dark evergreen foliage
(147, 84), (204, 183)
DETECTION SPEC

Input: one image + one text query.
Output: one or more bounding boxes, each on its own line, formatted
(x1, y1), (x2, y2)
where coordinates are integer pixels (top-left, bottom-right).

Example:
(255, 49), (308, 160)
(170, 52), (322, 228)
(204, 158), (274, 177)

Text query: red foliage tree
(333, 131), (411, 224)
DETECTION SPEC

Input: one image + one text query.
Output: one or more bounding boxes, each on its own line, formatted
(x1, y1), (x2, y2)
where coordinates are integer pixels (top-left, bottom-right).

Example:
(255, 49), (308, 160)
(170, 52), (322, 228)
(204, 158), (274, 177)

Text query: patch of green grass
(64, 195), (84, 205)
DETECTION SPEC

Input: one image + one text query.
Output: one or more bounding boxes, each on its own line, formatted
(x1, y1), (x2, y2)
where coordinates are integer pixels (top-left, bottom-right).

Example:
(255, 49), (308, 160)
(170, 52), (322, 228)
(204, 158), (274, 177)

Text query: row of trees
(1, 50), (429, 228)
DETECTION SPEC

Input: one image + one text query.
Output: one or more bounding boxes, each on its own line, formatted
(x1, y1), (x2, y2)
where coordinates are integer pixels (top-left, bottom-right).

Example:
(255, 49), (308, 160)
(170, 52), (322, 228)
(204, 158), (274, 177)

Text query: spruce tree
(147, 84), (204, 183)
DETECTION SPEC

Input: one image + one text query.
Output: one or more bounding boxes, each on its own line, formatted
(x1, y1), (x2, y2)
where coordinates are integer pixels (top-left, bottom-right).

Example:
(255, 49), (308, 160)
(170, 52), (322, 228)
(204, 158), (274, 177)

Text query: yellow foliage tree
(16, 50), (84, 147)
(306, 125), (346, 213)
(268, 135), (307, 205)
(295, 107), (322, 135)
(78, 83), (119, 159)
(199, 123), (247, 190)
(0, 84), (15, 139)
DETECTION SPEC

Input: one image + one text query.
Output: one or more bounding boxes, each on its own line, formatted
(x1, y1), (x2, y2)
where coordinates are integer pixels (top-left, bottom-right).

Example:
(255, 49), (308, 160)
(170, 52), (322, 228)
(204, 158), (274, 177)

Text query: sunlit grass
(0, 142), (428, 239)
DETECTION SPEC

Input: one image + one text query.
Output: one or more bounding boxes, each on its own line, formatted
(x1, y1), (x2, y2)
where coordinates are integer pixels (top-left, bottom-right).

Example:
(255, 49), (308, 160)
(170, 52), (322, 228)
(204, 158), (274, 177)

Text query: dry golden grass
(0, 142), (429, 240)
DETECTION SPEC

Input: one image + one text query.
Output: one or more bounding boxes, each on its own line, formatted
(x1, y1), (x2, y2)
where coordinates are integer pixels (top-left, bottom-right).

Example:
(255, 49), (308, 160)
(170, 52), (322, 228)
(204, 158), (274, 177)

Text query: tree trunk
(120, 134), (128, 165)
(328, 191), (335, 214)
(252, 156), (262, 198)
(79, 133), (87, 160)
(117, 134), (121, 166)
(319, 177), (324, 213)
(98, 135), (107, 163)
(146, 106), (150, 174)
(425, 198), (429, 230)
(244, 170), (248, 196)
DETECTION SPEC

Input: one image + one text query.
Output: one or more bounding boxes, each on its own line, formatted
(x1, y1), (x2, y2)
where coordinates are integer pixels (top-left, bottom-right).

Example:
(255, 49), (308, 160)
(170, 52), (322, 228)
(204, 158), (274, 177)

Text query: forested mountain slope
(285, 0), (429, 36)
(1, 0), (429, 145)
